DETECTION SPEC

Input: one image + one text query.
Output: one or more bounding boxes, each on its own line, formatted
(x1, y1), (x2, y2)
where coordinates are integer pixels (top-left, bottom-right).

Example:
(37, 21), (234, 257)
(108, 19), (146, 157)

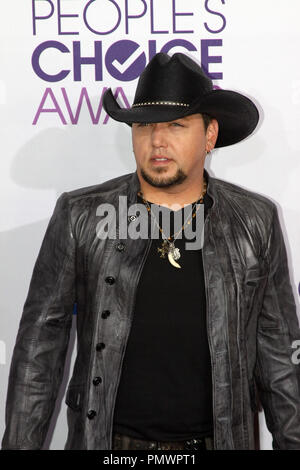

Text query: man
(2, 53), (300, 450)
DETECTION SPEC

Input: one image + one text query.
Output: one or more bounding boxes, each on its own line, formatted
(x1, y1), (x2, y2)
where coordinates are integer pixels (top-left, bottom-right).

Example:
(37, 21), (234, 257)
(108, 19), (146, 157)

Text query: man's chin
(140, 168), (187, 188)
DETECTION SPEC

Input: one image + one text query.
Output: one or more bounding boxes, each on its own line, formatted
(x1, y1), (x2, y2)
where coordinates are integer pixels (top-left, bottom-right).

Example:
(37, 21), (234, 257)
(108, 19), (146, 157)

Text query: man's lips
(150, 155), (173, 164)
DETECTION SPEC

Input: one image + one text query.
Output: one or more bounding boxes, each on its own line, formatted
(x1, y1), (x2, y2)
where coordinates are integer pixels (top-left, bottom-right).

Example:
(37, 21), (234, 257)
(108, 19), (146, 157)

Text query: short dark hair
(201, 113), (213, 132)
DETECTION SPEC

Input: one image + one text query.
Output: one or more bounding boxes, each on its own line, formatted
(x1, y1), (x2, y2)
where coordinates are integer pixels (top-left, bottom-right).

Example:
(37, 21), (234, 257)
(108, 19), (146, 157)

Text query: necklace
(137, 178), (207, 269)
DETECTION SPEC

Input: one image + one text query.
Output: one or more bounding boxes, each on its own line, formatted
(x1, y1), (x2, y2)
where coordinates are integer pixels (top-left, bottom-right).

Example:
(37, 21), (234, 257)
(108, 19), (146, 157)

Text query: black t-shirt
(112, 191), (214, 441)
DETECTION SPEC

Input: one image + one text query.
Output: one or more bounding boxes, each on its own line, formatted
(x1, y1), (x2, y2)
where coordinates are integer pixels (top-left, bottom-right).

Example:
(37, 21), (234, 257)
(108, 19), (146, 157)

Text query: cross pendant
(157, 240), (170, 258)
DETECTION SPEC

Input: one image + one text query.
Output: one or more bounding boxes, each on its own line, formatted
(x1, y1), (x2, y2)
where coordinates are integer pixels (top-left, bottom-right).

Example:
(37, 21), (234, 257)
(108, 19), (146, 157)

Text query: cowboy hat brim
(102, 88), (259, 148)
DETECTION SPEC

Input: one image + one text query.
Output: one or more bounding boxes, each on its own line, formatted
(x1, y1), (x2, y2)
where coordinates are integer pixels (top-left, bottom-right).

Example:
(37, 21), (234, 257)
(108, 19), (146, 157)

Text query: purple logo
(105, 40), (146, 81)
(31, 0), (226, 124)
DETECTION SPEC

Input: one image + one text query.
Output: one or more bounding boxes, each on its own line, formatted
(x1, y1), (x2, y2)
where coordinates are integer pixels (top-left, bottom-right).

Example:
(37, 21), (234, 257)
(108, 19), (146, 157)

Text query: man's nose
(151, 124), (168, 148)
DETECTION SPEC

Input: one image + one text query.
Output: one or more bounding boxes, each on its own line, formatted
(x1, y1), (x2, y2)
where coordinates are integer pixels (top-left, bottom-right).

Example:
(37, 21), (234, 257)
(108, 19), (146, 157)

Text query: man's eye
(171, 122), (183, 127)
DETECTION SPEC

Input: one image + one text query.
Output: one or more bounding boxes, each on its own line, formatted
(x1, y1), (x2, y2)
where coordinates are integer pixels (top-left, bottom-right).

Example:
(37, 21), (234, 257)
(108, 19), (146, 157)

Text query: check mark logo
(111, 47), (143, 74)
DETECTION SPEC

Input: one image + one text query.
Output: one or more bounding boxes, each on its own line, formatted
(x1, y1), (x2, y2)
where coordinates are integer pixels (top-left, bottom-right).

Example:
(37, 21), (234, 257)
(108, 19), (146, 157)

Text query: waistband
(112, 432), (214, 450)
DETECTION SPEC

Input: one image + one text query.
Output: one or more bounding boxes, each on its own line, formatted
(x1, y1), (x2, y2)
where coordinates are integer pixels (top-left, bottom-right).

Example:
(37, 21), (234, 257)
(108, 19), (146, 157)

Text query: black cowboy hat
(102, 52), (259, 148)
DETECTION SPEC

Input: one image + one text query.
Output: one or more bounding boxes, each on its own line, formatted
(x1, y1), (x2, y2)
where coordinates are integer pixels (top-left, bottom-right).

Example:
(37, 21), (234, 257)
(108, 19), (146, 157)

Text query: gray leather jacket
(2, 168), (300, 450)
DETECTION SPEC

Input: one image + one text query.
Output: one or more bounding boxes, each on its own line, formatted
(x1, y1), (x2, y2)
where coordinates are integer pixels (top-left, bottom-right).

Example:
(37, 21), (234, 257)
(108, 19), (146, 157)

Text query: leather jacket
(2, 168), (300, 450)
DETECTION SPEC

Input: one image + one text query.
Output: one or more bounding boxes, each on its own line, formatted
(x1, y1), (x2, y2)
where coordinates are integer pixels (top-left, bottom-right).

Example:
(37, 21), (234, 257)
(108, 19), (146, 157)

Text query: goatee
(140, 167), (187, 188)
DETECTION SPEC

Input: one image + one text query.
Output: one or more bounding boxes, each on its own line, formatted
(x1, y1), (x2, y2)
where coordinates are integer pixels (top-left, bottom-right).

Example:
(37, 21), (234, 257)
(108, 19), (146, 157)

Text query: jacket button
(116, 242), (125, 252)
(93, 376), (102, 386)
(87, 409), (97, 420)
(101, 310), (110, 319)
(105, 276), (115, 285)
(96, 342), (105, 351)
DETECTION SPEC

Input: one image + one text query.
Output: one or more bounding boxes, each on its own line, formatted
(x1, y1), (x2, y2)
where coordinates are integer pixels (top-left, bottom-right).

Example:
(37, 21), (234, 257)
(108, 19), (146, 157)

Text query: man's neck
(137, 174), (206, 210)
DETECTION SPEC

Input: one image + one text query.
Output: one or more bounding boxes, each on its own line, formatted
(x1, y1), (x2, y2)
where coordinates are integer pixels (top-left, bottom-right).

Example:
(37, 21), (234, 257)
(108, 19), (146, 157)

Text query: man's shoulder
(211, 175), (277, 234)
(63, 172), (134, 202)
(212, 175), (276, 211)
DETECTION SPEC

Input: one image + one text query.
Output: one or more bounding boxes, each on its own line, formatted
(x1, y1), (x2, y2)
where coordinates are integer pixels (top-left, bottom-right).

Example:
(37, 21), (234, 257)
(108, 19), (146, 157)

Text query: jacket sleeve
(1, 192), (76, 450)
(254, 204), (300, 449)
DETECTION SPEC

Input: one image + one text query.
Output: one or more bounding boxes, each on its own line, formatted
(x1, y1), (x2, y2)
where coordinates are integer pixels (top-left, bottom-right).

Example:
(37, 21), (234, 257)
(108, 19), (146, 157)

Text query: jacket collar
(127, 167), (216, 209)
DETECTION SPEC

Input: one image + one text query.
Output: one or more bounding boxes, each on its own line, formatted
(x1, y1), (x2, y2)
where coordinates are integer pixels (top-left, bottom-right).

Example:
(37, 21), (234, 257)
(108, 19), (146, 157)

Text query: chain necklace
(137, 178), (207, 269)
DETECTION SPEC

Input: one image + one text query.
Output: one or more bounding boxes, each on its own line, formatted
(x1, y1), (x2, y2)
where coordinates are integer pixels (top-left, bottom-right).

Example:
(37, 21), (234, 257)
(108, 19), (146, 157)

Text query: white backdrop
(0, 0), (299, 450)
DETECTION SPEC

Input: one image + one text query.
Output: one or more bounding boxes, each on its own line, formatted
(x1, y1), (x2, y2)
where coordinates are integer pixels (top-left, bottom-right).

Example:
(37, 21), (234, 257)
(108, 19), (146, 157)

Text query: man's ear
(206, 119), (219, 151)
